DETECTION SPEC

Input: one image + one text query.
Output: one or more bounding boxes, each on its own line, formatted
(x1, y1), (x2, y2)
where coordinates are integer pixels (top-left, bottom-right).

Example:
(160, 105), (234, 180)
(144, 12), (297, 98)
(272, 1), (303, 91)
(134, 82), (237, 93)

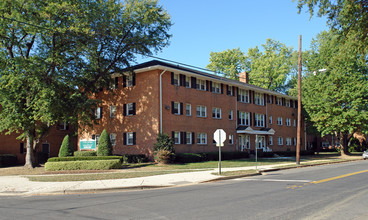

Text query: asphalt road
(1, 160), (368, 220)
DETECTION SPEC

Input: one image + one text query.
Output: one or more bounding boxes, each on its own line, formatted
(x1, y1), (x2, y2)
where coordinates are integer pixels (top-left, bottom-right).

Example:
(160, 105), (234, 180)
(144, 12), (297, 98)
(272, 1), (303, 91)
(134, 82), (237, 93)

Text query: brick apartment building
(79, 60), (304, 158)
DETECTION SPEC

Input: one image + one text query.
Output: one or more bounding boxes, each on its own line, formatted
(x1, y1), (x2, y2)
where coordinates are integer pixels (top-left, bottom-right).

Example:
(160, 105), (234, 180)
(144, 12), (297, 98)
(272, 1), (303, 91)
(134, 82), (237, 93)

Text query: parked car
(363, 151), (368, 160)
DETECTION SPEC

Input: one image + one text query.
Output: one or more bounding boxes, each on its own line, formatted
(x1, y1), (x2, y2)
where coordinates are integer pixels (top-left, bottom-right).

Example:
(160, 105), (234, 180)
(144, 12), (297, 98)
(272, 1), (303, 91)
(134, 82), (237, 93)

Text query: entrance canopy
(236, 126), (275, 135)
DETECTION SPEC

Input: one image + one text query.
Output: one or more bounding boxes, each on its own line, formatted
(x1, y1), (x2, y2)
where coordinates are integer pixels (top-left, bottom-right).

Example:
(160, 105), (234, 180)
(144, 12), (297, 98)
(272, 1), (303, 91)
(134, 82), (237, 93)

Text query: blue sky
(137, 0), (328, 69)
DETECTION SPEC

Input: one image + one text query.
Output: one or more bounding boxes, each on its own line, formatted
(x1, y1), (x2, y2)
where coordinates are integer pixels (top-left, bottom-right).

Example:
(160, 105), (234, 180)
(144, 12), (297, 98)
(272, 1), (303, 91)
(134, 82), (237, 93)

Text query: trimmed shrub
(47, 156), (123, 162)
(74, 151), (97, 157)
(97, 129), (112, 156)
(175, 153), (203, 163)
(154, 149), (175, 164)
(121, 154), (148, 163)
(58, 135), (74, 157)
(45, 159), (121, 171)
(222, 151), (250, 160)
(301, 150), (315, 156)
(153, 133), (175, 153)
(0, 154), (17, 167)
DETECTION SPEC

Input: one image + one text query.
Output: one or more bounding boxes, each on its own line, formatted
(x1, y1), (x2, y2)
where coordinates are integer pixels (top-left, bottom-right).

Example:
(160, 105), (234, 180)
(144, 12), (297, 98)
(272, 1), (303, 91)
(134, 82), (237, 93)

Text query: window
(173, 131), (181, 144)
(173, 102), (180, 115)
(277, 117), (283, 125)
(186, 132), (192, 145)
(269, 116), (272, 125)
(269, 136), (273, 145)
(125, 103), (135, 116)
(293, 137), (297, 146)
(285, 118), (291, 126)
(227, 85), (233, 96)
(185, 76), (191, 88)
(239, 111), (250, 125)
(109, 105), (116, 118)
(276, 97), (282, 106)
(212, 107), (221, 119)
(239, 135), (250, 150)
(212, 82), (221, 93)
(255, 113), (265, 127)
(173, 73), (180, 86)
(254, 92), (264, 105)
(286, 99), (290, 107)
(92, 134), (100, 146)
(277, 137), (283, 145)
(95, 107), (102, 119)
(286, 137), (292, 146)
(126, 74), (134, 87)
(268, 95), (273, 104)
(229, 135), (234, 145)
(238, 89), (249, 103)
(126, 132), (135, 145)
(197, 133), (207, 144)
(229, 110), (233, 120)
(57, 121), (68, 130)
(186, 104), (191, 116)
(196, 79), (206, 91)
(196, 105), (207, 117)
(110, 77), (119, 90)
(293, 119), (296, 127)
(110, 133), (116, 146)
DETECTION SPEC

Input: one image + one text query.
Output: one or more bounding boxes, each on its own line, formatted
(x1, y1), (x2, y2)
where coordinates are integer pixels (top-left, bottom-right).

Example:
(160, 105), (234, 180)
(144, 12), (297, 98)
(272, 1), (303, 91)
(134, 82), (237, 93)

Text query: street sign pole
(218, 133), (221, 175)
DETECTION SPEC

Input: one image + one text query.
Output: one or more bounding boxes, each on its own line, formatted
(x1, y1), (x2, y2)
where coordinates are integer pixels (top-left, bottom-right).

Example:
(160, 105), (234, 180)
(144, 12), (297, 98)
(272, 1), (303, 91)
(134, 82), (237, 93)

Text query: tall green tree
(58, 135), (74, 157)
(296, 0), (368, 54)
(0, 0), (171, 168)
(97, 129), (112, 156)
(302, 30), (368, 155)
(206, 48), (246, 80)
(245, 39), (294, 93)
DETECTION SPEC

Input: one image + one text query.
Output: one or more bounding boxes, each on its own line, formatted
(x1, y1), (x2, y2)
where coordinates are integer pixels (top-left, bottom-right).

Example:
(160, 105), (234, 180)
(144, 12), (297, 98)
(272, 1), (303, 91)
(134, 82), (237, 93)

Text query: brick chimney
(239, 72), (249, 83)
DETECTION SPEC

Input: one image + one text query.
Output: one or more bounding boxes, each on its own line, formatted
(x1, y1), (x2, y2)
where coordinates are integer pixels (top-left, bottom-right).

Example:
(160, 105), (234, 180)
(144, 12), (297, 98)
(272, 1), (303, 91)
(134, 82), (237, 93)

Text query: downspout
(160, 69), (167, 134)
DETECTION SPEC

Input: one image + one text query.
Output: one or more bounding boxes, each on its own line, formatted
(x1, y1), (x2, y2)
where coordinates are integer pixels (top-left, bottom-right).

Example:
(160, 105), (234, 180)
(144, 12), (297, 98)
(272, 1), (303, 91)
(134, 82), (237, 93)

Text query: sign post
(214, 129), (226, 175)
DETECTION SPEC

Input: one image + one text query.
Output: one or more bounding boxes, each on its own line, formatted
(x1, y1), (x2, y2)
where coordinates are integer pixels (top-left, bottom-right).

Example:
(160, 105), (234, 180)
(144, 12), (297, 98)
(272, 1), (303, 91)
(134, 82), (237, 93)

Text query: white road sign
(214, 129), (226, 147)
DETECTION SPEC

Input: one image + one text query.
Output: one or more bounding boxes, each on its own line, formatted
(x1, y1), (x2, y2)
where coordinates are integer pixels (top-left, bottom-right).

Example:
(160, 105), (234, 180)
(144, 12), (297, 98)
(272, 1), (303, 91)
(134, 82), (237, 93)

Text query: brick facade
(79, 60), (304, 158)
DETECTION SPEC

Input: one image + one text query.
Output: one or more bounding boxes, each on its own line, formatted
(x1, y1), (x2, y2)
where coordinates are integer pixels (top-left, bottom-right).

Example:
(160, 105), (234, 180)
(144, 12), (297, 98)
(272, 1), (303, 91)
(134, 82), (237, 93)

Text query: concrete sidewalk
(0, 164), (284, 196)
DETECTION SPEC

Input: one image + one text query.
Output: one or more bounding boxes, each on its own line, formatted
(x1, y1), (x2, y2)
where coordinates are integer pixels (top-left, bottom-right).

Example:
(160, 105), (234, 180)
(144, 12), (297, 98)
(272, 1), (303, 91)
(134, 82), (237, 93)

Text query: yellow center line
(311, 170), (368, 184)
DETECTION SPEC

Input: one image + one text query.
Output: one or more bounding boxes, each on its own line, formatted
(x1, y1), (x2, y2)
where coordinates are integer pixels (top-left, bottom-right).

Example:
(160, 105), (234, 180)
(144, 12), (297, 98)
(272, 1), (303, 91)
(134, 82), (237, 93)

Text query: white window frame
(277, 137), (283, 145)
(95, 107), (102, 119)
(286, 99), (291, 107)
(254, 92), (264, 106)
(185, 103), (191, 116)
(212, 82), (221, 93)
(227, 85), (233, 96)
(185, 76), (191, 88)
(229, 110), (233, 120)
(238, 89), (249, 103)
(196, 79), (206, 91)
(229, 135), (234, 145)
(126, 132), (134, 145)
(110, 133), (116, 146)
(186, 132), (192, 145)
(269, 136), (273, 145)
(126, 103), (134, 116)
(174, 131), (180, 144)
(293, 137), (297, 146)
(269, 116), (272, 125)
(126, 74), (133, 87)
(276, 97), (282, 106)
(173, 102), (180, 115)
(239, 111), (250, 126)
(286, 118), (291, 126)
(255, 113), (265, 127)
(92, 134), (101, 146)
(286, 137), (292, 146)
(197, 133), (207, 145)
(196, 105), (207, 118)
(58, 121), (68, 130)
(277, 117), (283, 125)
(109, 105), (116, 118)
(293, 119), (296, 127)
(212, 107), (221, 119)
(239, 135), (250, 150)
(173, 73), (180, 86)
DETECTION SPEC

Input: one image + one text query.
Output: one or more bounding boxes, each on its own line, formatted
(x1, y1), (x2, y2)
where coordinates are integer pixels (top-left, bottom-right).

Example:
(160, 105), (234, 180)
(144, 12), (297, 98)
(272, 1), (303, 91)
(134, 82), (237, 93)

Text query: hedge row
(45, 159), (121, 171)
(0, 154), (17, 167)
(121, 154), (148, 163)
(175, 151), (250, 163)
(74, 151), (97, 157)
(47, 156), (123, 163)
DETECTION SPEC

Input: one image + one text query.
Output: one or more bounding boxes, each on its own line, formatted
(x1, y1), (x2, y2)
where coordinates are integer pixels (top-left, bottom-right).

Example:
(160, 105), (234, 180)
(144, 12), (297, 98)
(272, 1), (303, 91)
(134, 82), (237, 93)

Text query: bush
(47, 156), (123, 162)
(0, 154), (17, 167)
(58, 135), (74, 157)
(154, 149), (175, 164)
(45, 159), (121, 171)
(153, 133), (175, 153)
(175, 153), (203, 163)
(74, 151), (97, 157)
(301, 150), (315, 156)
(97, 129), (112, 156)
(121, 154), (148, 163)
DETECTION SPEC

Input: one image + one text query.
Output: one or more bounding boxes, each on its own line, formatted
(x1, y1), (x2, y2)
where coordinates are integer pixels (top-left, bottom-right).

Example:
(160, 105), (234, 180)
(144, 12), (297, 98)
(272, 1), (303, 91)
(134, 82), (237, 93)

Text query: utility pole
(296, 35), (302, 165)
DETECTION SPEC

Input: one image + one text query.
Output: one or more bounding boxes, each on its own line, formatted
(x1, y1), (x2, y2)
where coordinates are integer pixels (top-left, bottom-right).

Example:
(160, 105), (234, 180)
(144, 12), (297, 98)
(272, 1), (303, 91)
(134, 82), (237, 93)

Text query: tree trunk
(339, 132), (350, 156)
(24, 132), (35, 168)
